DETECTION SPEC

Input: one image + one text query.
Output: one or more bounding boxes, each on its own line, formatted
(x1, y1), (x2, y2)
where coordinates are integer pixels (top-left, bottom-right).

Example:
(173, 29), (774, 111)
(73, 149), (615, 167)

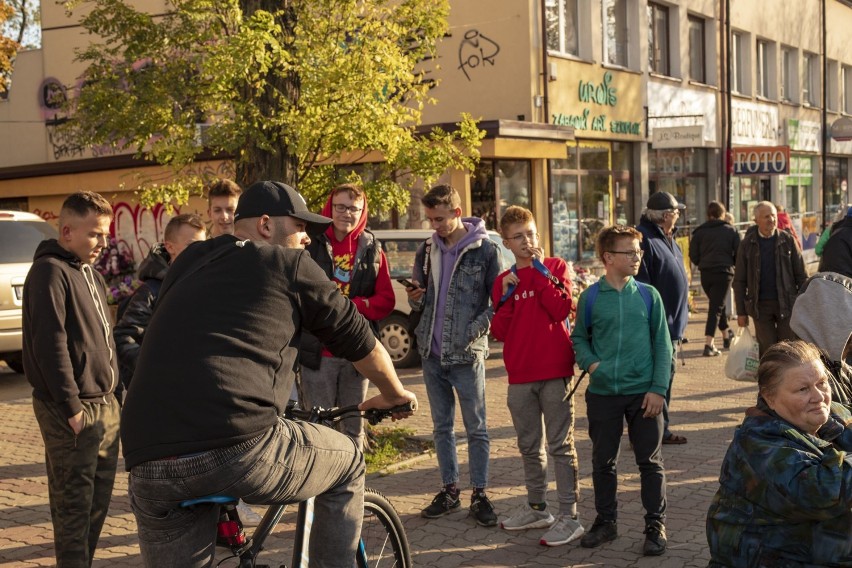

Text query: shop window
(647, 2), (670, 76)
(825, 157), (849, 219)
(780, 156), (814, 215)
(648, 149), (709, 226)
(603, 0), (629, 67)
(545, 0), (579, 56)
(780, 46), (796, 103)
(551, 142), (633, 262)
(687, 15), (706, 83)
(470, 160), (531, 230)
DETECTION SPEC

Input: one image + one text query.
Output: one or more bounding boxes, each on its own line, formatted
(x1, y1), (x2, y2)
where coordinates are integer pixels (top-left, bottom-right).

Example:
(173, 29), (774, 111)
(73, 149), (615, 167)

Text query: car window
(381, 239), (424, 279)
(0, 221), (57, 263)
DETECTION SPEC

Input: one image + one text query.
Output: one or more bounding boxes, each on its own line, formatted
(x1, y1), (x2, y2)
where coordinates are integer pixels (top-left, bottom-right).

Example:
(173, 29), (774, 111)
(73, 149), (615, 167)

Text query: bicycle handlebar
(285, 401), (416, 426)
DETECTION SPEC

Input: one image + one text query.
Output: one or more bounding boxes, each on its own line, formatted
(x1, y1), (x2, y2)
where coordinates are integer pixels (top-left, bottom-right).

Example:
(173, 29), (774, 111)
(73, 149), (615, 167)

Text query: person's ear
(454, 207), (463, 218)
(257, 215), (271, 237)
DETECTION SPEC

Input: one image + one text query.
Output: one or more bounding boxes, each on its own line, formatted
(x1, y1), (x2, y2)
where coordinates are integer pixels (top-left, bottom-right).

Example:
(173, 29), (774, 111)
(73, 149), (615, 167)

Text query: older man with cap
(120, 180), (417, 568)
(636, 191), (689, 445)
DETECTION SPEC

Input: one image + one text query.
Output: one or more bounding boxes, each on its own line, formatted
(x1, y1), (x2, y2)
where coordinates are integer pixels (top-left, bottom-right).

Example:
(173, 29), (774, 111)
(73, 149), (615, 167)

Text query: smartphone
(397, 278), (419, 289)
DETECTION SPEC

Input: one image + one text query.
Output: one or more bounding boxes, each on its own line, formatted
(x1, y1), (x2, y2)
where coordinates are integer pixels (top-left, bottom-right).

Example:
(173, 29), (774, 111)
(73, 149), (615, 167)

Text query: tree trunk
(237, 0), (299, 188)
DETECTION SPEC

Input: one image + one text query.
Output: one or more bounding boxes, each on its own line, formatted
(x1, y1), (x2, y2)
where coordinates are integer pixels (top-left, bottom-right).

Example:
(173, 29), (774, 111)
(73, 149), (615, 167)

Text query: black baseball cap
(647, 191), (686, 211)
(234, 181), (332, 235)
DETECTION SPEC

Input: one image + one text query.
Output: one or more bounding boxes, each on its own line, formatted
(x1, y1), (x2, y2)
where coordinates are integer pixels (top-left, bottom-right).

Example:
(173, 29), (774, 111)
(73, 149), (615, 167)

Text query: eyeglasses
(607, 250), (644, 260)
(508, 232), (539, 244)
(332, 204), (364, 214)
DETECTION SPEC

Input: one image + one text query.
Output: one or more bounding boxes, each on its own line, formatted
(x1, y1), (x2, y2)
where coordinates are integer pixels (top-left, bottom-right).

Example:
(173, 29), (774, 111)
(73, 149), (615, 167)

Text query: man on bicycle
(121, 180), (417, 568)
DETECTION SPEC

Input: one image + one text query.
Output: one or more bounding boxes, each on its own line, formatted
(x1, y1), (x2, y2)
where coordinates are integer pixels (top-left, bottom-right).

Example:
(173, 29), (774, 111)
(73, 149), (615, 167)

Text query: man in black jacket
(818, 208), (852, 278)
(113, 213), (206, 391)
(22, 191), (119, 566)
(734, 201), (807, 356)
(121, 181), (416, 567)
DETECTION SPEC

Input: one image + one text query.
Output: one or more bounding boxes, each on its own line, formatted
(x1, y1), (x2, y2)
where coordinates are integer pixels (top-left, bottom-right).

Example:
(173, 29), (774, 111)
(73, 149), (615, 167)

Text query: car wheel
(3, 352), (24, 374)
(379, 313), (420, 368)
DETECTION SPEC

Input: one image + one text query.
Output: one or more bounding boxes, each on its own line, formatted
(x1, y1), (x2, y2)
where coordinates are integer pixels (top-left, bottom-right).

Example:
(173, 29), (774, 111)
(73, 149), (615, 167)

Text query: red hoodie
(490, 257), (575, 384)
(318, 193), (395, 357)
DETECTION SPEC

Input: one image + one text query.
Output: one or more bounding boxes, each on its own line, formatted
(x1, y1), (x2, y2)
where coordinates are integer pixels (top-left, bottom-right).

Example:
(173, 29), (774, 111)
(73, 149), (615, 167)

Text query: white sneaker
(499, 504), (555, 531)
(236, 500), (263, 527)
(540, 514), (585, 546)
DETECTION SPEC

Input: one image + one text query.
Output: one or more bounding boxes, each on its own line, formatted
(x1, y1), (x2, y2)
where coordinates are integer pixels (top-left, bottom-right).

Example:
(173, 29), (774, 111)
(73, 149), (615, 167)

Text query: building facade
(2, 0), (852, 267)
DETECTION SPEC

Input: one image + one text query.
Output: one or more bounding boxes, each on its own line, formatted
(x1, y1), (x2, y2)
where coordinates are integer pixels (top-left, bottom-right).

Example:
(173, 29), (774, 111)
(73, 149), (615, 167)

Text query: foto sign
(731, 146), (790, 175)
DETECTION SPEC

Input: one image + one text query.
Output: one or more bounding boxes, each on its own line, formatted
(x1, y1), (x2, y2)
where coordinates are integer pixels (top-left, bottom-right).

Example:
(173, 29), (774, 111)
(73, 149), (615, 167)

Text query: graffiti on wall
(112, 201), (180, 264)
(457, 29), (500, 81)
(38, 77), (120, 161)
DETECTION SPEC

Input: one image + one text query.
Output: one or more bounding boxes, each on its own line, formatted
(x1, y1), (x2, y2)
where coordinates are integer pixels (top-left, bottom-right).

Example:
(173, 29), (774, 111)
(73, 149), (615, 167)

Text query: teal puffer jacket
(706, 400), (852, 567)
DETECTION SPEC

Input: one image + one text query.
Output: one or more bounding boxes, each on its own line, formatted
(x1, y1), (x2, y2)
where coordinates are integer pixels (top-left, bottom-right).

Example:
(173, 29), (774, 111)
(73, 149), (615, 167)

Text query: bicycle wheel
(358, 489), (411, 568)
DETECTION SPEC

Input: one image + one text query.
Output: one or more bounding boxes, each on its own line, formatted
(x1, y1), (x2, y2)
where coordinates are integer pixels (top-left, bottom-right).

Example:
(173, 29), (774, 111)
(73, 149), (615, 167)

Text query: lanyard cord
(499, 258), (565, 306)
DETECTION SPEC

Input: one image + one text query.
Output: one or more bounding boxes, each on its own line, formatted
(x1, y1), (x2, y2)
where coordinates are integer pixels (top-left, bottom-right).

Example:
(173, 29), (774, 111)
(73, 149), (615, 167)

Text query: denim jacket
(410, 231), (499, 365)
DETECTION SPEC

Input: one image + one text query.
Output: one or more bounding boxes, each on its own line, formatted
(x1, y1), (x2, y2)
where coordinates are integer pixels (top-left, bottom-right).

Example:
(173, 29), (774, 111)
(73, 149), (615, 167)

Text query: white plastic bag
(725, 327), (760, 382)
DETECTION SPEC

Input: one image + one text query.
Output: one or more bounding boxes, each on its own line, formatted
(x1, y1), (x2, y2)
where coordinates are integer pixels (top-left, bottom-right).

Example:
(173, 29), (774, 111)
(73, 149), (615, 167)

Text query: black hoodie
(22, 239), (118, 418)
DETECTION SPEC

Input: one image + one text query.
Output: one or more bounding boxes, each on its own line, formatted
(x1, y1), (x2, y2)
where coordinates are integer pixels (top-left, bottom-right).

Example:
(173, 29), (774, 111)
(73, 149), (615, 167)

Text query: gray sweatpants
(300, 356), (369, 450)
(506, 378), (579, 516)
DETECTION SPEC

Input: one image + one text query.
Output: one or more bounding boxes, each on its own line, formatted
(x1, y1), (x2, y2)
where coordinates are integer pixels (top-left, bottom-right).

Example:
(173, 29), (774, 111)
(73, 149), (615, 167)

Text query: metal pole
(822, 0), (828, 228)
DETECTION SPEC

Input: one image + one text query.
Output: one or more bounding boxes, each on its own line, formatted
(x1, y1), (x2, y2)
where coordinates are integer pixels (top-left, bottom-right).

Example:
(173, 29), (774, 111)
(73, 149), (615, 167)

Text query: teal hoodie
(570, 277), (672, 397)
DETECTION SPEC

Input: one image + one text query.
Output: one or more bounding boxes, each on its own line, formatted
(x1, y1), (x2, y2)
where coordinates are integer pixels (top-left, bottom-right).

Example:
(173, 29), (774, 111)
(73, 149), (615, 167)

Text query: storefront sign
(786, 119), (821, 153)
(732, 146), (790, 175)
(652, 125), (707, 149)
(731, 100), (779, 146)
(831, 116), (852, 141)
(550, 68), (643, 139)
(647, 82), (717, 146)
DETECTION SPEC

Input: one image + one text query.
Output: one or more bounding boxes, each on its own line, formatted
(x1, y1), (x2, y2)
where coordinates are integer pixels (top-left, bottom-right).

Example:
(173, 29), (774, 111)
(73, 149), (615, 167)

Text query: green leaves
(66, 0), (482, 214)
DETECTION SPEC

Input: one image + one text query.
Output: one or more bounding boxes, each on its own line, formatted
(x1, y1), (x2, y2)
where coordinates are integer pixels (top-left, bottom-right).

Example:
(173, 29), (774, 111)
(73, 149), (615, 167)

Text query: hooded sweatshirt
(304, 193), (394, 361)
(431, 218), (488, 356)
(22, 239), (118, 418)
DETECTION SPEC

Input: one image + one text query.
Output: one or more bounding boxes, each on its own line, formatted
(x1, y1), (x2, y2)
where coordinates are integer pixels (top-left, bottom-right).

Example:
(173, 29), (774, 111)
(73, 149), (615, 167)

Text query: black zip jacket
(113, 244), (170, 388)
(688, 219), (741, 274)
(818, 217), (852, 278)
(22, 239), (118, 418)
(120, 235), (376, 469)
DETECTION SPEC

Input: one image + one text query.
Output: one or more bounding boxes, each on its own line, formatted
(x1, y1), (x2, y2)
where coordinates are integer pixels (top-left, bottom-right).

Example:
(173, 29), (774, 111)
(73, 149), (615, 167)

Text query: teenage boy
(490, 206), (583, 547)
(406, 184), (500, 527)
(301, 184), (395, 449)
(570, 225), (673, 557)
(22, 191), (119, 566)
(206, 178), (241, 237)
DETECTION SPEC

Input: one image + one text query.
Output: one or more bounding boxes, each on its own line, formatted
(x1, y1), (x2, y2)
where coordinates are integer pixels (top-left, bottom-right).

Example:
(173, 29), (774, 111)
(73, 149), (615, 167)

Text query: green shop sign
(551, 72), (641, 136)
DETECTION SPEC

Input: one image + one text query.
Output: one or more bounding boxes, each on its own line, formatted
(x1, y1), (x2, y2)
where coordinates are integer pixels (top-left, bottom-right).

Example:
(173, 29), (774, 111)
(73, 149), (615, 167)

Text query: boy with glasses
(571, 225), (673, 557)
(490, 206), (583, 547)
(301, 183), (395, 449)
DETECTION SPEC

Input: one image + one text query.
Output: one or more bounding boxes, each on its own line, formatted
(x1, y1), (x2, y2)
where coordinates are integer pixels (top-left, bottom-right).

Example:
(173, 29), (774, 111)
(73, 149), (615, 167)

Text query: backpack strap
(584, 280), (653, 336)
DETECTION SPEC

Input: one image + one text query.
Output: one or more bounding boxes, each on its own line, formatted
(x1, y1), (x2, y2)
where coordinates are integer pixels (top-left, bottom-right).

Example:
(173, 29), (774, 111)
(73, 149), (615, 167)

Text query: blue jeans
(422, 355), (490, 489)
(128, 417), (364, 568)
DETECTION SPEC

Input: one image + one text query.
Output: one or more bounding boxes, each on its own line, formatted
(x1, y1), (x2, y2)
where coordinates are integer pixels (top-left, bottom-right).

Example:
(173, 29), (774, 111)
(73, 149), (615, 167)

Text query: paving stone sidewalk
(0, 302), (757, 567)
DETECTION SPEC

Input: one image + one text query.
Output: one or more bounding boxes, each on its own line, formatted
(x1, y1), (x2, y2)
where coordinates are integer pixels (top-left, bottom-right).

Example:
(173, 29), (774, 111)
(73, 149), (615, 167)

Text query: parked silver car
(0, 211), (58, 373)
(372, 229), (514, 368)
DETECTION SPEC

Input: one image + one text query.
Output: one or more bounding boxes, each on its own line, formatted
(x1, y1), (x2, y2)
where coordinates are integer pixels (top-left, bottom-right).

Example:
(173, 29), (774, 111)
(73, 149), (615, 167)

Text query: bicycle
(180, 401), (414, 568)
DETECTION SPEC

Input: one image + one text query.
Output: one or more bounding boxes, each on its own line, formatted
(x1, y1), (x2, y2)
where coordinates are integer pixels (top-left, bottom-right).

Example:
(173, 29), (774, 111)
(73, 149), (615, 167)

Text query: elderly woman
(706, 340), (852, 567)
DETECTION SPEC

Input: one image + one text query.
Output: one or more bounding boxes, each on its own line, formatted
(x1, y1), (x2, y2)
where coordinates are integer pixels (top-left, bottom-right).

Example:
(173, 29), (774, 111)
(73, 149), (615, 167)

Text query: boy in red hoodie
(491, 206), (583, 547)
(300, 183), (395, 449)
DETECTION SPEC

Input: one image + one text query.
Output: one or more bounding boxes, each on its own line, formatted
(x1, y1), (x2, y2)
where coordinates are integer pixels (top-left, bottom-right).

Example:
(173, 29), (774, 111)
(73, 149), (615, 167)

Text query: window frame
(803, 52), (819, 107)
(603, 0), (629, 68)
(780, 46), (796, 103)
(545, 0), (580, 57)
(687, 15), (706, 83)
(756, 39), (771, 98)
(647, 2), (670, 76)
(732, 31), (747, 94)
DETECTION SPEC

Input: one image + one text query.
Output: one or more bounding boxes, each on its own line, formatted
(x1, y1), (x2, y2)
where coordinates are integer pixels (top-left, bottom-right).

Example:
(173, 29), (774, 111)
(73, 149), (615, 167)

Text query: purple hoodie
(430, 218), (489, 356)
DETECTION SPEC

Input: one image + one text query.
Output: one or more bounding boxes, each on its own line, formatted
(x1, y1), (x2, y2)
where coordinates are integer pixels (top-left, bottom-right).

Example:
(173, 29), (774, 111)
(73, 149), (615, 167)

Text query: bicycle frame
(209, 402), (414, 568)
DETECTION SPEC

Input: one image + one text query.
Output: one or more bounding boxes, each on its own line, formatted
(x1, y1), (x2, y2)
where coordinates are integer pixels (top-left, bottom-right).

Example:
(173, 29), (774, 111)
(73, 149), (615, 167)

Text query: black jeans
(585, 391), (666, 525)
(754, 299), (796, 357)
(700, 270), (734, 338)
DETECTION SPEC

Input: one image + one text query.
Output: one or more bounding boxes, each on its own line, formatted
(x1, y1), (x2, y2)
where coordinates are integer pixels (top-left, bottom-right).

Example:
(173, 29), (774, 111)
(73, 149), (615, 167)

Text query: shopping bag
(725, 327), (760, 382)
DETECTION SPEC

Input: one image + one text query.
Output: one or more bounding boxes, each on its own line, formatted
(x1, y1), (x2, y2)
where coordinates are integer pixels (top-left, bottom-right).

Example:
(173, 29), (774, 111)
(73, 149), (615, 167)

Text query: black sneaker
(421, 488), (461, 518)
(723, 329), (735, 349)
(580, 516), (617, 548)
(643, 520), (667, 556)
(469, 492), (497, 527)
